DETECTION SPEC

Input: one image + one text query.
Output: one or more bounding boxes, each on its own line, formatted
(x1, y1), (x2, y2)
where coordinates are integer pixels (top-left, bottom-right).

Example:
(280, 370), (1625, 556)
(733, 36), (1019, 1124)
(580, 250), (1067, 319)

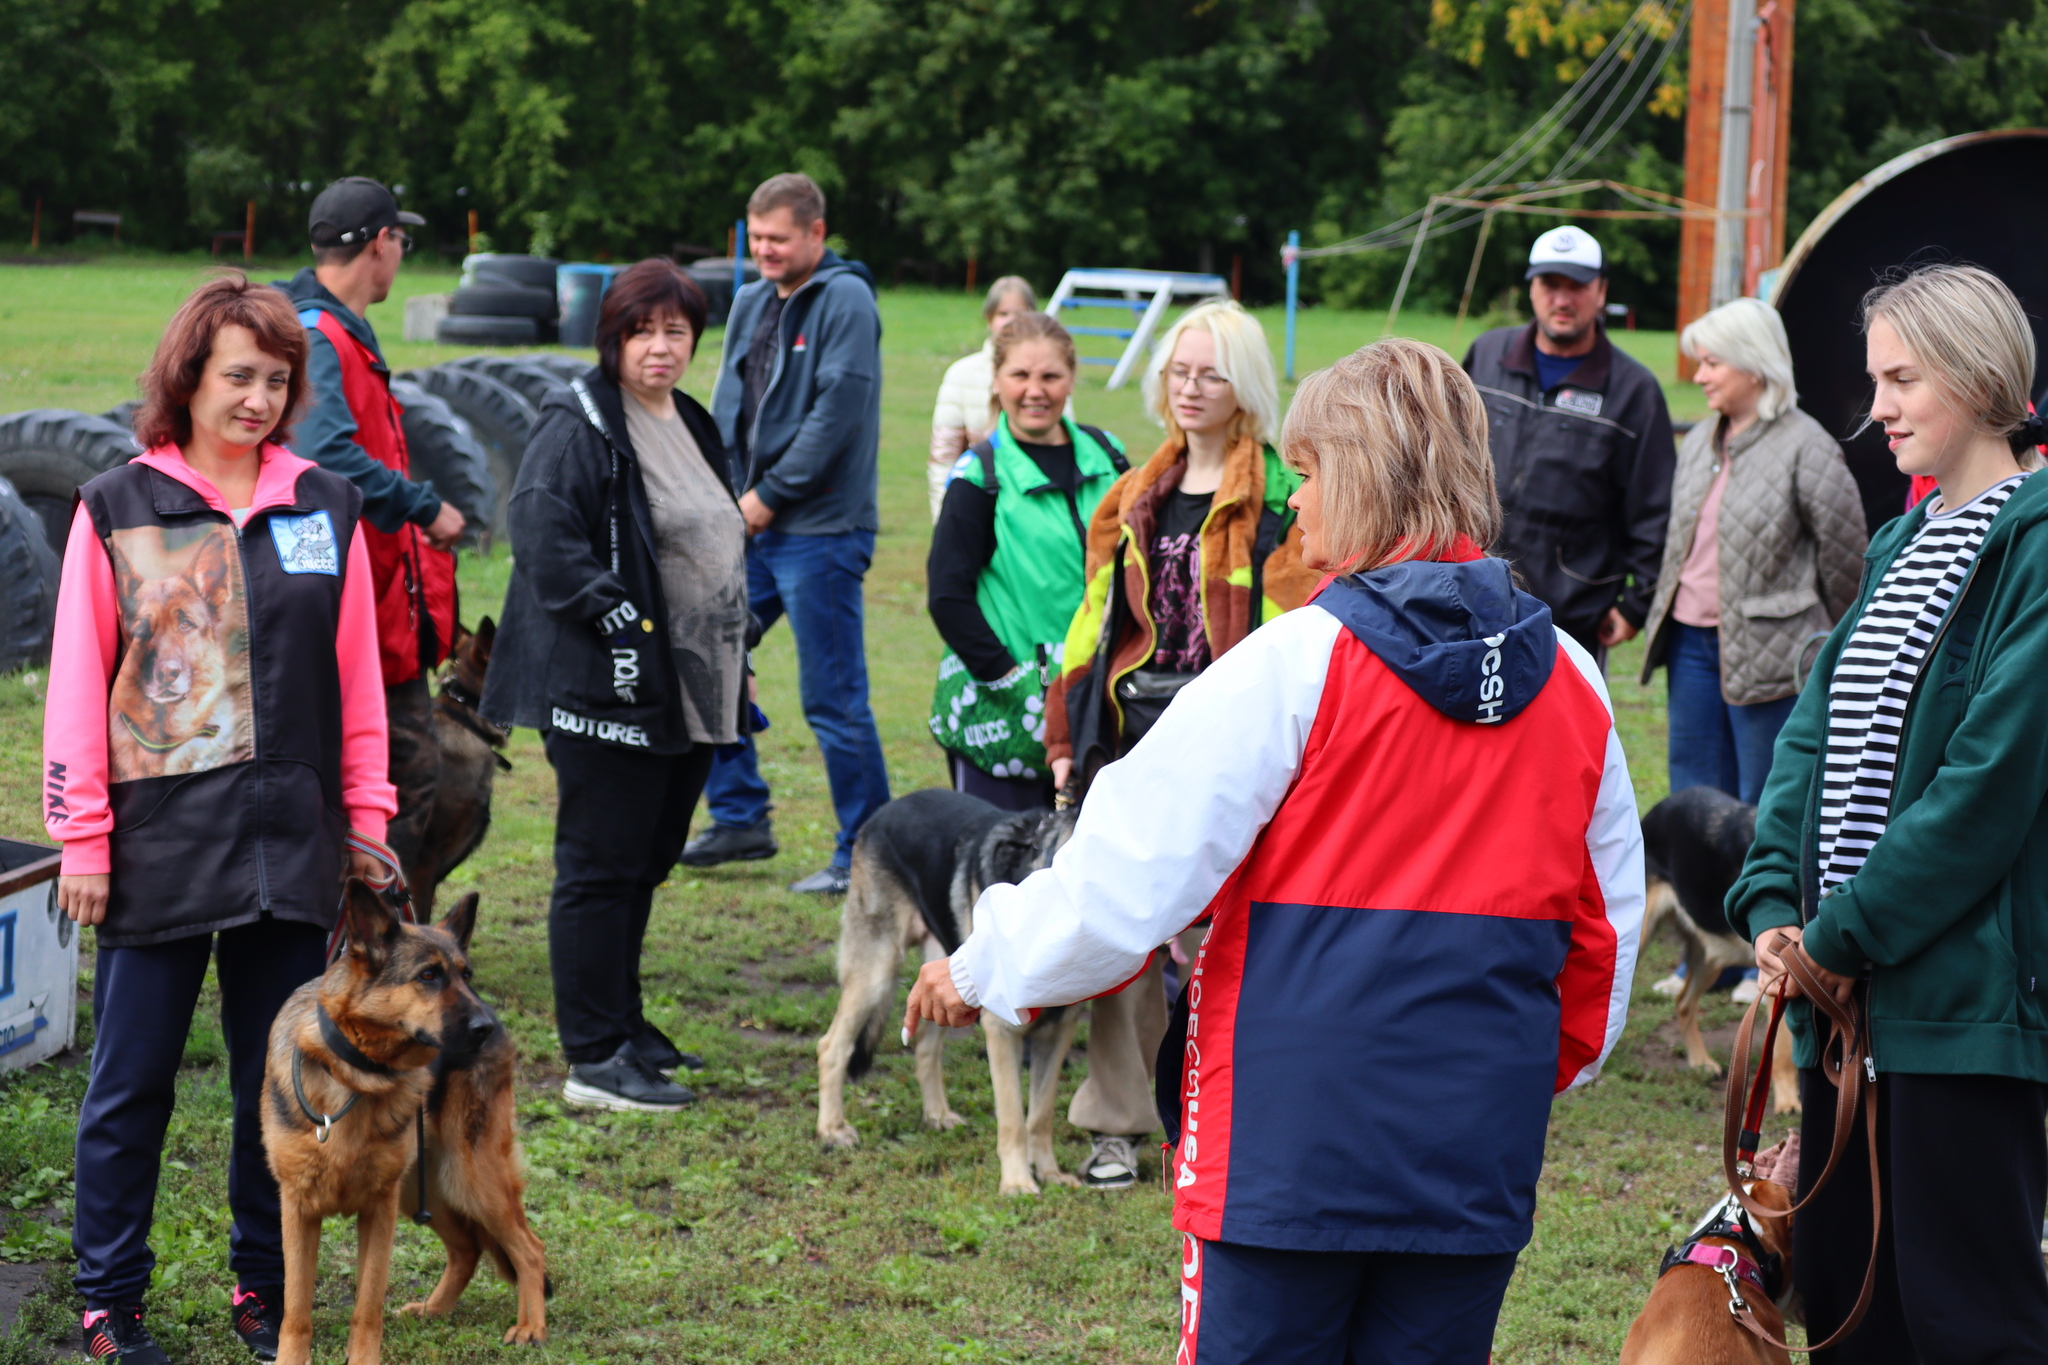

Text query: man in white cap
(1462, 226), (1675, 663)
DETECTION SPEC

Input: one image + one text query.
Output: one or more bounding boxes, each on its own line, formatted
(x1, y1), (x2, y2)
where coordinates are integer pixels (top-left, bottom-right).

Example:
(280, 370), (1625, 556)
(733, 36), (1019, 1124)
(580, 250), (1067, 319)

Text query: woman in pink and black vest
(907, 340), (1644, 1365)
(43, 274), (393, 1365)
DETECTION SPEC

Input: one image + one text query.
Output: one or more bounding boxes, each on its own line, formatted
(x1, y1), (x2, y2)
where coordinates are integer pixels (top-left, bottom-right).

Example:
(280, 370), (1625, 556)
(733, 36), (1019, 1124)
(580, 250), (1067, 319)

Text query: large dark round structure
(1772, 129), (2048, 532)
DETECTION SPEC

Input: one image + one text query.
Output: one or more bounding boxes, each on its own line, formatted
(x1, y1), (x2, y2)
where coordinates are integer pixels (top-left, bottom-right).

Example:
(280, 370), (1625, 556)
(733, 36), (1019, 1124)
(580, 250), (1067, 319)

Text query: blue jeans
(704, 529), (891, 867)
(1665, 621), (1797, 806)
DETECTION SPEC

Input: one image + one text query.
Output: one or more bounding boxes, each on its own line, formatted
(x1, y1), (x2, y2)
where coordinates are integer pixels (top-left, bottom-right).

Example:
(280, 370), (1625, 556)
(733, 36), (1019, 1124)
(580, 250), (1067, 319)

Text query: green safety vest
(930, 413), (1125, 780)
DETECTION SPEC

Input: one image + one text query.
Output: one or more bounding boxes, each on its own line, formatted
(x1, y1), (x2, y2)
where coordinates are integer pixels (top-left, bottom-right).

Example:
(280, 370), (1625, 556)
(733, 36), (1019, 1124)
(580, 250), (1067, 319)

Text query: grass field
(0, 255), (1751, 1364)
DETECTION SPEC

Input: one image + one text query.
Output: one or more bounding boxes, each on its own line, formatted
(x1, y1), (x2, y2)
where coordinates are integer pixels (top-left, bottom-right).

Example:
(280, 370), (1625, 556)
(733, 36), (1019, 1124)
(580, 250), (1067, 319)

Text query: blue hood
(1316, 558), (1556, 724)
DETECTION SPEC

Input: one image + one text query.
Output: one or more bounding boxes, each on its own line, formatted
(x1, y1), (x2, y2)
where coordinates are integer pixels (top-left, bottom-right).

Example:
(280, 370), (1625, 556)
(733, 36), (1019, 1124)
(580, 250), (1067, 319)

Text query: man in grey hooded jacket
(682, 173), (890, 894)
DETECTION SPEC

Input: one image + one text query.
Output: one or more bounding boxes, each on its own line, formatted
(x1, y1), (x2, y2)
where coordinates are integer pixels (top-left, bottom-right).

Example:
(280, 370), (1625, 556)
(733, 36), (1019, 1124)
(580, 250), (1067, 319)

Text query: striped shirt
(1817, 474), (2028, 890)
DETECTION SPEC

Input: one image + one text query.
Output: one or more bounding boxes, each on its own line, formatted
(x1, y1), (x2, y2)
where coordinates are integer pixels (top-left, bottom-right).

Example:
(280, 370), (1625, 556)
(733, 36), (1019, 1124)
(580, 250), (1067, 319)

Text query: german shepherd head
(107, 528), (249, 778)
(444, 616), (496, 701)
(323, 880), (497, 1073)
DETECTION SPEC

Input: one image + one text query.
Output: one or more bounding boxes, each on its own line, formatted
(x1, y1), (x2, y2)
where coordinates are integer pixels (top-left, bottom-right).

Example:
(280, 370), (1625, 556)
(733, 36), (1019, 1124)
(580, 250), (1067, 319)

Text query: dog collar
(317, 1002), (395, 1077)
(1673, 1240), (1769, 1292)
(290, 1046), (359, 1143)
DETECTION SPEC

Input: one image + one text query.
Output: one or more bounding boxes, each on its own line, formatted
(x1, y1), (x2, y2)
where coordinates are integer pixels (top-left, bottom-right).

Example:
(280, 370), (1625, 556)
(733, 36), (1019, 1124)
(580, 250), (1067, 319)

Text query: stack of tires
(0, 408), (138, 668)
(438, 254), (563, 347)
(686, 257), (761, 328)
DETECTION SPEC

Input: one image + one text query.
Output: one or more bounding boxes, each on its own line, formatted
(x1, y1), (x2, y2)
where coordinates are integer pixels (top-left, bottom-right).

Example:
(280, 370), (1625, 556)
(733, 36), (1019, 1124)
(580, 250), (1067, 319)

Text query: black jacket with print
(1462, 323), (1676, 638)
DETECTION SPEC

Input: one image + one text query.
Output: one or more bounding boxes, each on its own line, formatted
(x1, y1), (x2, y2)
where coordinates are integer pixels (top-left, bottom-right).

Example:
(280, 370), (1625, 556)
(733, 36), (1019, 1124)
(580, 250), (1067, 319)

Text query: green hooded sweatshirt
(1728, 470), (2048, 1079)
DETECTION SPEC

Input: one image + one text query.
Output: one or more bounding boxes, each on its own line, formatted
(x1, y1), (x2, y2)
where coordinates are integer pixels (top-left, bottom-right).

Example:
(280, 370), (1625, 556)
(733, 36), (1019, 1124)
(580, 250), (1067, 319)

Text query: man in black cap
(1462, 226), (1675, 664)
(280, 178), (463, 893)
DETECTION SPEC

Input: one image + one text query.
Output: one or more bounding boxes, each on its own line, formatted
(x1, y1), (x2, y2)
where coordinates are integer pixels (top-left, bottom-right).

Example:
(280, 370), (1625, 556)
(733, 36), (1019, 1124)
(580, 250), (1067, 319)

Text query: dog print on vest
(106, 523), (253, 780)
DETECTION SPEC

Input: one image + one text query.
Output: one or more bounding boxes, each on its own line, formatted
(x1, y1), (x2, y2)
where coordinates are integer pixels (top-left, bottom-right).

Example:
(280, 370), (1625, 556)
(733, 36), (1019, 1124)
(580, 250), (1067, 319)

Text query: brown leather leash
(1719, 949), (1882, 1352)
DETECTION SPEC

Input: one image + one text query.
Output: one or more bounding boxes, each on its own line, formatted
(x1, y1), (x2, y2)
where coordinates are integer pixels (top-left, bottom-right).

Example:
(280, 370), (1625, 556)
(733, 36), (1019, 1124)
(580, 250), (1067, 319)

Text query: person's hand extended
(1596, 608), (1639, 648)
(904, 957), (979, 1035)
(738, 490), (776, 536)
(1755, 925), (1857, 1006)
(424, 501), (466, 551)
(58, 874), (110, 925)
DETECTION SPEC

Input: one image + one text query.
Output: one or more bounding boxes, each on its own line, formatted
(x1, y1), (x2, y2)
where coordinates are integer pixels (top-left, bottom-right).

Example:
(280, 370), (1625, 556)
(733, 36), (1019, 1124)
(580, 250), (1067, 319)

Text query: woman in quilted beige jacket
(1641, 298), (1867, 804)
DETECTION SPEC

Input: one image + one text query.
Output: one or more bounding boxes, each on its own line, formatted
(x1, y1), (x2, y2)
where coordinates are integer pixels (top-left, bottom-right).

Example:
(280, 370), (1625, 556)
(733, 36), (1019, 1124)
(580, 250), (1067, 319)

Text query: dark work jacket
(83, 461), (363, 946)
(1462, 323), (1676, 636)
(481, 370), (735, 754)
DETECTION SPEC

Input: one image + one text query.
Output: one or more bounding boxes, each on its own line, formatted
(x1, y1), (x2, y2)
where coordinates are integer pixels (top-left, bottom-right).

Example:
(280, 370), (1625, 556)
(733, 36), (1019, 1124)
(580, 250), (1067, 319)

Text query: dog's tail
(473, 1227), (552, 1297)
(846, 978), (893, 1082)
(841, 859), (902, 1083)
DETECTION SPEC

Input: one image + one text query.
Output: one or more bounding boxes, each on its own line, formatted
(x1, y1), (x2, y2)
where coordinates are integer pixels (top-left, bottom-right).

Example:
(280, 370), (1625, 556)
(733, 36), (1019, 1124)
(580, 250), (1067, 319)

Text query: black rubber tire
(0, 408), (141, 555)
(397, 366), (538, 539)
(466, 254), (561, 292)
(449, 285), (557, 321)
(0, 474), (63, 671)
(524, 353), (594, 383)
(444, 354), (568, 410)
(390, 378), (497, 543)
(101, 400), (140, 433)
(435, 315), (541, 346)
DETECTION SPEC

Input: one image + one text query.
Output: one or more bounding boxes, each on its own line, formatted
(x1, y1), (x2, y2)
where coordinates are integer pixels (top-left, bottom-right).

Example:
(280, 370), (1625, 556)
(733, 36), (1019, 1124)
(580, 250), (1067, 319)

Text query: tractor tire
(444, 354), (568, 410)
(465, 254), (562, 292)
(448, 285), (557, 321)
(398, 366), (538, 539)
(0, 474), (63, 671)
(0, 408), (141, 555)
(525, 353), (594, 383)
(390, 378), (497, 544)
(435, 315), (541, 347)
(101, 400), (140, 433)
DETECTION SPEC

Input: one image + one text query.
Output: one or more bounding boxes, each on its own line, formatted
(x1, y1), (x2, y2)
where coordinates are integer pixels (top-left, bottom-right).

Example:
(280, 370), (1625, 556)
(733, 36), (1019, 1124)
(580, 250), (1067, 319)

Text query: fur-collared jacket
(1639, 407), (1867, 705)
(1042, 433), (1318, 775)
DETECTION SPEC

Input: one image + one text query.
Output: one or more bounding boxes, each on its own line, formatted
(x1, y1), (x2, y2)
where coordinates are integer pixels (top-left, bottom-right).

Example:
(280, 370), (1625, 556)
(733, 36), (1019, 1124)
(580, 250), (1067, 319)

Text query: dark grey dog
(814, 788), (1081, 1194)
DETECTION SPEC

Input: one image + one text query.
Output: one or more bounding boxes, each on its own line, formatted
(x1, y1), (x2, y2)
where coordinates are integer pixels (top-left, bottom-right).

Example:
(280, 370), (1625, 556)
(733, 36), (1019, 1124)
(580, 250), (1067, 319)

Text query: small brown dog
(403, 617), (510, 917)
(260, 882), (547, 1364)
(1621, 1138), (1800, 1365)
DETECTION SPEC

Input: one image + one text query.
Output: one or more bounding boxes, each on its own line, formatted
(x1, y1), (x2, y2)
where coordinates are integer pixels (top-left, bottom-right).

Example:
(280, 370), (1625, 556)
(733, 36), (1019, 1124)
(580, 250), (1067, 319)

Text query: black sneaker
(82, 1306), (170, 1363)
(230, 1285), (280, 1360)
(788, 865), (851, 896)
(680, 820), (778, 867)
(1081, 1133), (1140, 1190)
(630, 1023), (705, 1075)
(563, 1041), (696, 1112)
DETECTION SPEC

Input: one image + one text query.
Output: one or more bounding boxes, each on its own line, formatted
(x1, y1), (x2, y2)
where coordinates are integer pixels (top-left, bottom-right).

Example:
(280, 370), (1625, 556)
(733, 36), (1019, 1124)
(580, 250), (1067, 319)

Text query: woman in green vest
(927, 311), (1126, 810)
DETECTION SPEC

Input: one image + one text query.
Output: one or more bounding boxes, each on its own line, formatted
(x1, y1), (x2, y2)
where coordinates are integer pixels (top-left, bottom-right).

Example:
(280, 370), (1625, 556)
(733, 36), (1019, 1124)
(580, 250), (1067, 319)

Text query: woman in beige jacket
(1640, 297), (1867, 804)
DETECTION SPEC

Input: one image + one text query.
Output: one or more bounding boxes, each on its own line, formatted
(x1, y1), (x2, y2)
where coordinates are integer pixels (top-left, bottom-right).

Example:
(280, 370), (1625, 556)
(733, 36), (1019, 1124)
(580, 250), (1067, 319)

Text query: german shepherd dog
(106, 528), (249, 779)
(261, 882), (547, 1365)
(817, 789), (1084, 1195)
(1641, 787), (1799, 1112)
(403, 617), (510, 917)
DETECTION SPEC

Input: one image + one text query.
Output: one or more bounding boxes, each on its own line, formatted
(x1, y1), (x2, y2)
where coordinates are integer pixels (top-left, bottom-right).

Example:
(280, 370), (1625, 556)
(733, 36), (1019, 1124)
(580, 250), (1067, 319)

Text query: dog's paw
(503, 1323), (548, 1345)
(819, 1123), (860, 1151)
(1688, 1056), (1727, 1078)
(1038, 1170), (1083, 1189)
(923, 1109), (966, 1132)
(398, 1300), (446, 1319)
(998, 1176), (1041, 1197)
(1772, 1093), (1804, 1115)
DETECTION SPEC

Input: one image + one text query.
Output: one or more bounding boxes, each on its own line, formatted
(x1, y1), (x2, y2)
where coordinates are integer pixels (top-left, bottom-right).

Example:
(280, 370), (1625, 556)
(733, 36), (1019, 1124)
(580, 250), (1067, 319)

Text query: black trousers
(72, 918), (327, 1307)
(1796, 1068), (2048, 1364)
(950, 754), (1053, 813)
(544, 732), (712, 1064)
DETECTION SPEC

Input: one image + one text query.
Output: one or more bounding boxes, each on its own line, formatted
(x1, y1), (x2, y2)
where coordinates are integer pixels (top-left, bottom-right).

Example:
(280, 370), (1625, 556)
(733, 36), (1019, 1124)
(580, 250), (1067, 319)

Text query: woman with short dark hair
(44, 272), (393, 1364)
(483, 257), (747, 1113)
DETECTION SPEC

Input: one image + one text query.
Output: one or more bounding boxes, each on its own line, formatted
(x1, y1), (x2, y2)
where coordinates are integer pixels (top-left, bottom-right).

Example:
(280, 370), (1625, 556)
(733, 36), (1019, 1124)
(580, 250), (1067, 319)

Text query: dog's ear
(448, 621), (472, 656)
(342, 877), (403, 969)
(187, 532), (235, 610)
(108, 540), (146, 612)
(474, 616), (495, 660)
(438, 892), (481, 953)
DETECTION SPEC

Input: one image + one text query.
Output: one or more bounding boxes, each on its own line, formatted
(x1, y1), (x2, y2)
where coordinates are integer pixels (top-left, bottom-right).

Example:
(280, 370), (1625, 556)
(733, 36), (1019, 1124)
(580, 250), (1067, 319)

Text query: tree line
(3, 0), (2043, 322)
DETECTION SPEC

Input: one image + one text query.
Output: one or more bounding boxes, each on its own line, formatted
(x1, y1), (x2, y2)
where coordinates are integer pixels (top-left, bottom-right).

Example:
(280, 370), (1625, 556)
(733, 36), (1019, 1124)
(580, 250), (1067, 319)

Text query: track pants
(1795, 1068), (2048, 1364)
(1178, 1235), (1517, 1365)
(545, 731), (713, 1064)
(72, 918), (327, 1308)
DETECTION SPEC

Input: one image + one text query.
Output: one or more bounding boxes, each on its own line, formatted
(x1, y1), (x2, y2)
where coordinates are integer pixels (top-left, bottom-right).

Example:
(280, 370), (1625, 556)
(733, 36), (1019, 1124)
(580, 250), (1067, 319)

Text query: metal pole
(1451, 208), (1498, 353)
(734, 219), (747, 305)
(1283, 231), (1300, 382)
(1384, 198), (1438, 339)
(1711, 0), (1757, 307)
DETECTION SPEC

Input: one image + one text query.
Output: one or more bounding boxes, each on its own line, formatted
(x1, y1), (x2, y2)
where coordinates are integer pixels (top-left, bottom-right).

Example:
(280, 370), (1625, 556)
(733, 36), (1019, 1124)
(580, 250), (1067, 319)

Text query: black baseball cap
(308, 177), (425, 248)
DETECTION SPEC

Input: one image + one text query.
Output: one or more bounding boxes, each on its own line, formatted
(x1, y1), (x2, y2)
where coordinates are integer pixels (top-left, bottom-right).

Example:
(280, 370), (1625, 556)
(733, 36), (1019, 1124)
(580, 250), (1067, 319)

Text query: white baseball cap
(1526, 227), (1604, 283)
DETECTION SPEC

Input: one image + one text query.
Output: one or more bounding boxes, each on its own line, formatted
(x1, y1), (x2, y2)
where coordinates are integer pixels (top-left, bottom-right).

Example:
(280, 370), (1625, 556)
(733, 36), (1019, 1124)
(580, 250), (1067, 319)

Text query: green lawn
(0, 255), (1741, 1364)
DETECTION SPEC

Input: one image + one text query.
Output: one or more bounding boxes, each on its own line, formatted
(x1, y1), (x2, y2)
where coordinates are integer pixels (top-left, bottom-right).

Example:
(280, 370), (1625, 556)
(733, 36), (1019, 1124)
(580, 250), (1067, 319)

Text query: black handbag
(1115, 667), (1199, 752)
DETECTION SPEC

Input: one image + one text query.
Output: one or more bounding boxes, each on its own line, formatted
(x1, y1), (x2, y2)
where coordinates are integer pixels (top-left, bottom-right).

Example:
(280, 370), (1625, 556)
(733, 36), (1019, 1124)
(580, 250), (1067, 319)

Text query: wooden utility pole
(244, 199), (256, 261)
(1677, 0), (1794, 377)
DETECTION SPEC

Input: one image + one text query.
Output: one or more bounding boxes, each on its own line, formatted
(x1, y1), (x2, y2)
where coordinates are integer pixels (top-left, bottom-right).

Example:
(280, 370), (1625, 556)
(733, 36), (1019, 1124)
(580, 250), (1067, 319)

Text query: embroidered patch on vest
(270, 512), (339, 575)
(1554, 388), (1604, 417)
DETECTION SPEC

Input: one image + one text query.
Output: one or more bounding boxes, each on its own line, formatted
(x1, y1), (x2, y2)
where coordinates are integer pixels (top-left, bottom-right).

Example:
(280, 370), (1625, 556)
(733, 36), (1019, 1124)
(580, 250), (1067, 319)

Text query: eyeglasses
(1167, 366), (1231, 395)
(389, 230), (415, 255)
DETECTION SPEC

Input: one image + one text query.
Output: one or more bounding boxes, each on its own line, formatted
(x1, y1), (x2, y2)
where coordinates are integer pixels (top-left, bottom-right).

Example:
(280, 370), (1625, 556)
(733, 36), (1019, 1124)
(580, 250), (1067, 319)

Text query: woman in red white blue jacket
(907, 338), (1644, 1364)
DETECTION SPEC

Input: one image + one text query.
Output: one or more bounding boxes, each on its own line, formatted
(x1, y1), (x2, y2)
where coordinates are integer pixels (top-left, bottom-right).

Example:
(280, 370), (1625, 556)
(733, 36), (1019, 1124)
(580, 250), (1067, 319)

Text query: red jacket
(309, 310), (456, 684)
